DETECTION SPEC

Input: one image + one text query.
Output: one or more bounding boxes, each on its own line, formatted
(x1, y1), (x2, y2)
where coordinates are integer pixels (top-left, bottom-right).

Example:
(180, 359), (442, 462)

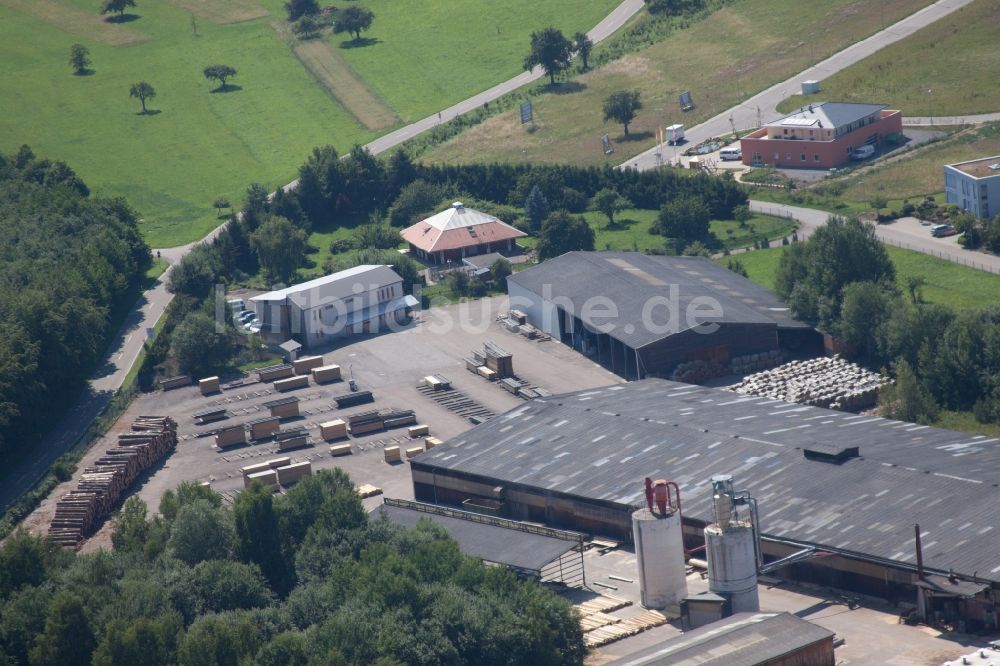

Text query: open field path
(0, 0), (646, 515)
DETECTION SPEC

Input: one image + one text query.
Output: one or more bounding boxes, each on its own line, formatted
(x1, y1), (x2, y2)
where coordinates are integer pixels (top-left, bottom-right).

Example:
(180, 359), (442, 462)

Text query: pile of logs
(48, 416), (177, 548)
(727, 356), (890, 410)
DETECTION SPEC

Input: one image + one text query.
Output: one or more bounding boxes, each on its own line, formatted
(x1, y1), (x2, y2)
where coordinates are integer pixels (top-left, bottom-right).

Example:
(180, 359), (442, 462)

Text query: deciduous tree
(284, 0), (318, 21)
(536, 210), (595, 260)
(523, 27), (573, 85)
(170, 312), (232, 375)
(129, 81), (156, 113)
(251, 215), (307, 283)
(69, 44), (91, 75)
(335, 5), (374, 42)
(101, 0), (136, 18)
(878, 359), (939, 424)
(603, 90), (642, 136)
(590, 187), (630, 227)
(654, 195), (710, 248)
(574, 32), (593, 70)
(203, 64), (237, 90)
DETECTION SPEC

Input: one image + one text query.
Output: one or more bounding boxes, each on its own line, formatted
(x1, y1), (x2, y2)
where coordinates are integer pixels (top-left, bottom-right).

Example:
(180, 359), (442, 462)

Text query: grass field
(777, 0), (1000, 117)
(0, 0), (616, 248)
(422, 0), (934, 167)
(516, 209), (796, 253)
(728, 244), (1000, 311)
(836, 124), (1000, 203)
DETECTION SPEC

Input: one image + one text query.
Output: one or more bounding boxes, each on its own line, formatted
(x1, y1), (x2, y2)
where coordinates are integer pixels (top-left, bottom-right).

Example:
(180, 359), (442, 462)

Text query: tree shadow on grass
(73, 69), (95, 77)
(210, 84), (243, 94)
(339, 37), (379, 49)
(105, 13), (140, 23)
(546, 81), (587, 95)
(607, 217), (640, 231)
(616, 130), (654, 143)
(137, 109), (162, 116)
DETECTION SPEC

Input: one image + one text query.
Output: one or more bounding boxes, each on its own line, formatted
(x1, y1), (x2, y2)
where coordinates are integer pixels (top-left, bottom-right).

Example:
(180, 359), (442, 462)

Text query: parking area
(30, 296), (620, 549)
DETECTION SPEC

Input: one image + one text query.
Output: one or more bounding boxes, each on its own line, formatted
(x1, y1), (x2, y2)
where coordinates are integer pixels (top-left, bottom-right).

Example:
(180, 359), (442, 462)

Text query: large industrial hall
(505, 252), (820, 380)
(411, 378), (1000, 629)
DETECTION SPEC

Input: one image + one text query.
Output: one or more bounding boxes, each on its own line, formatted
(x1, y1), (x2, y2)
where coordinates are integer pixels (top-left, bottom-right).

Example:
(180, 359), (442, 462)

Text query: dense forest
(774, 217), (1000, 425)
(0, 470), (585, 665)
(0, 146), (150, 458)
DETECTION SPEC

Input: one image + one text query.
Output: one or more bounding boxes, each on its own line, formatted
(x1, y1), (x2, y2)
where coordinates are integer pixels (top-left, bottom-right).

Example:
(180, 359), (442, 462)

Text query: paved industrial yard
(28, 296), (620, 547)
(580, 548), (984, 666)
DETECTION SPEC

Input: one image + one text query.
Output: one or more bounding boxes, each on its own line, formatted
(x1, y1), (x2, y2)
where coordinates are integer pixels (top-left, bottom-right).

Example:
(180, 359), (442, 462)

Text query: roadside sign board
(601, 134), (613, 155)
(520, 101), (533, 124)
(679, 91), (694, 111)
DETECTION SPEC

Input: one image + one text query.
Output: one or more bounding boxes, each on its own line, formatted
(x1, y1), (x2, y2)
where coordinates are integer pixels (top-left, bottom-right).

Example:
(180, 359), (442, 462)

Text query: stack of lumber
(258, 364), (294, 382)
(405, 446), (423, 458)
(483, 341), (513, 378)
(263, 396), (299, 419)
(579, 612), (620, 632)
(582, 610), (667, 648)
(215, 424), (246, 448)
(408, 424), (430, 438)
(422, 375), (451, 390)
(384, 446), (401, 463)
(382, 409), (416, 429)
(347, 409), (416, 435)
(293, 355), (324, 375)
(246, 469), (278, 491)
(329, 443), (352, 456)
(274, 375), (308, 392)
(335, 390), (374, 408)
(311, 364), (341, 384)
(319, 419), (348, 440)
(276, 460), (311, 485)
(160, 375), (191, 391)
(576, 594), (632, 616)
(275, 427), (308, 451)
(508, 310), (527, 325)
(248, 416), (280, 440)
(356, 484), (382, 498)
(199, 376), (220, 395)
(49, 416), (177, 547)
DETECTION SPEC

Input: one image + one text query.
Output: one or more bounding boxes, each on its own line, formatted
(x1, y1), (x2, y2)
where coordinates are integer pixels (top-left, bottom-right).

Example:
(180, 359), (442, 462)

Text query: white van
(719, 147), (742, 161)
(851, 145), (875, 160)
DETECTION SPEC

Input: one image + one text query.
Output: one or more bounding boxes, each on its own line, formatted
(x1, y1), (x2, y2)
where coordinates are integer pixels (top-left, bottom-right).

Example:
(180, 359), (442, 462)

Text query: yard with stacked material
(0, 0), (617, 247)
(420, 0), (935, 167)
(777, 0), (1000, 117)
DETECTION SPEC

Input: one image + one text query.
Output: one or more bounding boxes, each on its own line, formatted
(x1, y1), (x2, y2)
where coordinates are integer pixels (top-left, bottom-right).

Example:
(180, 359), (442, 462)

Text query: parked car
(719, 147), (742, 161)
(227, 298), (245, 311)
(931, 223), (958, 238)
(238, 310), (256, 323)
(850, 145), (875, 160)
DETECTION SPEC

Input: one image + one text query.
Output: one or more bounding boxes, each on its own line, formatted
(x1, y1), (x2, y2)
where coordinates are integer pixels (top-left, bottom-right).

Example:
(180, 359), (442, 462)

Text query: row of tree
(771, 217), (1000, 425)
(0, 146), (151, 458)
(0, 470), (585, 665)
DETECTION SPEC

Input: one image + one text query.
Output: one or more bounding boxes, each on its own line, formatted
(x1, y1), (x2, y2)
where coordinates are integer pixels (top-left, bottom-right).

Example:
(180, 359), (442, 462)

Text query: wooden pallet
(583, 610), (667, 648)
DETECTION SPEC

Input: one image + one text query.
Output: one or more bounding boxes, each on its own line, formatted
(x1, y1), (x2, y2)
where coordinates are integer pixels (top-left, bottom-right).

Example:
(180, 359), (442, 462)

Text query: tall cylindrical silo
(632, 506), (688, 610)
(705, 521), (760, 613)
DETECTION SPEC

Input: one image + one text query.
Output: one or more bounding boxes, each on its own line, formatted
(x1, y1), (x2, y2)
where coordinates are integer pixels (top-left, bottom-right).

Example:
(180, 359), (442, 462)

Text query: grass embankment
(0, 0), (616, 247)
(777, 0), (1000, 117)
(729, 244), (1000, 311)
(422, 0), (934, 167)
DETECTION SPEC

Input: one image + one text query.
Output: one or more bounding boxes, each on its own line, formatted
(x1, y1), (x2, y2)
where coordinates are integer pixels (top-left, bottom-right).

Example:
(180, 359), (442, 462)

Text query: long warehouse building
(506, 252), (820, 380)
(411, 379), (1000, 629)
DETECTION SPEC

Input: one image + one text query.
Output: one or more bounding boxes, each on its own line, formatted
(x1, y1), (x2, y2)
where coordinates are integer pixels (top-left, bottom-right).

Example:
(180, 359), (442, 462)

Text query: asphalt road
(623, 0), (977, 171)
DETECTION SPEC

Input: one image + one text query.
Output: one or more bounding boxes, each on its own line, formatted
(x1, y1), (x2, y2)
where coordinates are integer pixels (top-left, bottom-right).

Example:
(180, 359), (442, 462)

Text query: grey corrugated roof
(506, 252), (809, 349)
(370, 502), (577, 572)
(608, 612), (833, 666)
(415, 379), (1000, 582)
(251, 265), (401, 310)
(767, 101), (887, 131)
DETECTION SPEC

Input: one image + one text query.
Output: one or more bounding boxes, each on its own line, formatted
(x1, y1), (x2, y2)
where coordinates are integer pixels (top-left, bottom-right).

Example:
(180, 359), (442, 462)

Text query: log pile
(727, 355), (890, 410)
(48, 416), (177, 547)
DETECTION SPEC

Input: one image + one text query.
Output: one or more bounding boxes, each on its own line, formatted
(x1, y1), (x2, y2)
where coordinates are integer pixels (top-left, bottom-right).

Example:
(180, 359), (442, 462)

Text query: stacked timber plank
(160, 375), (191, 391)
(424, 436), (442, 449)
(199, 376), (220, 395)
(276, 461), (311, 485)
(582, 610), (667, 648)
(293, 355), (324, 375)
(384, 446), (401, 462)
(274, 375), (308, 392)
(576, 595), (632, 616)
(319, 419), (348, 440)
(49, 416), (177, 547)
(247, 416), (280, 441)
(347, 409), (417, 435)
(311, 364), (341, 384)
(275, 427), (309, 451)
(329, 443), (352, 456)
(263, 396), (299, 419)
(215, 424), (246, 448)
(356, 484), (382, 498)
(193, 407), (227, 425)
(483, 341), (513, 378)
(422, 375), (451, 390)
(408, 424), (430, 438)
(257, 364), (294, 382)
(335, 390), (374, 408)
(580, 612), (620, 632)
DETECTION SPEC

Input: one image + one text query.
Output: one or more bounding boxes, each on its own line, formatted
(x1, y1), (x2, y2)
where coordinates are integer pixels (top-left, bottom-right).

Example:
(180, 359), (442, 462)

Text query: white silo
(632, 478), (688, 610)
(704, 474), (760, 614)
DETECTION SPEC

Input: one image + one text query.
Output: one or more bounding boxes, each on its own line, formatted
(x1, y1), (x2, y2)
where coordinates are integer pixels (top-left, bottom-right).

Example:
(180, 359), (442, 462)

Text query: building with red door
(740, 102), (902, 169)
